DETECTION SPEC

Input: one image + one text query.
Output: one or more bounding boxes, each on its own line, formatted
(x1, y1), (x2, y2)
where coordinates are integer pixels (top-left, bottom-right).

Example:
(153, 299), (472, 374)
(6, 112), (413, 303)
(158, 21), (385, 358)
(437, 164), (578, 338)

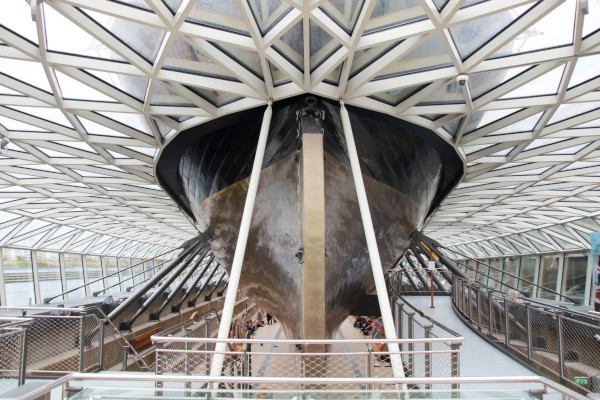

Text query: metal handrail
(390, 292), (461, 337)
(151, 336), (465, 345)
(156, 308), (219, 337)
(92, 258), (171, 296)
(43, 247), (179, 303)
(15, 373), (589, 400)
(447, 248), (576, 303)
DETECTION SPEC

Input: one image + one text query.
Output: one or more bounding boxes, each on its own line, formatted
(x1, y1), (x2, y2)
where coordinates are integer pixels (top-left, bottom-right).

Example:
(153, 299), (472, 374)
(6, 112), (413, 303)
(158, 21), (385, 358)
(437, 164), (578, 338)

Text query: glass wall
(36, 251), (62, 301)
(132, 258), (143, 285)
(103, 257), (119, 293)
(539, 254), (560, 300)
(502, 256), (519, 291)
(64, 253), (85, 299)
(118, 258), (132, 290)
(487, 258), (503, 290)
(0, 246), (165, 305)
(562, 253), (587, 305)
(85, 255), (104, 295)
(2, 248), (34, 306)
(519, 255), (538, 297)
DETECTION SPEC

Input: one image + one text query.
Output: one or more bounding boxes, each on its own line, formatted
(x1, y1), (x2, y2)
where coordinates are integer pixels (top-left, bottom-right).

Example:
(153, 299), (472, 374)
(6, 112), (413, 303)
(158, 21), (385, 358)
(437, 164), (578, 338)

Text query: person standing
(266, 312), (272, 325)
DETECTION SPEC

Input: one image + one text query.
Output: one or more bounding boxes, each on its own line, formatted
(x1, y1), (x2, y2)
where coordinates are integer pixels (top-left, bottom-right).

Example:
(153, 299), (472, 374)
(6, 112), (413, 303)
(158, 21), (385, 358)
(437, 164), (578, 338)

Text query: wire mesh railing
(151, 336), (463, 392)
(452, 275), (600, 394)
(0, 318), (30, 394)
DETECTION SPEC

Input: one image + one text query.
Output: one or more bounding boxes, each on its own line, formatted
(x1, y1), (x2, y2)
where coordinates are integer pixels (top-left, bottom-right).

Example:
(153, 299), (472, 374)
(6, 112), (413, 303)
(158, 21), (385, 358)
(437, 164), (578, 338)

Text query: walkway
(405, 295), (543, 390)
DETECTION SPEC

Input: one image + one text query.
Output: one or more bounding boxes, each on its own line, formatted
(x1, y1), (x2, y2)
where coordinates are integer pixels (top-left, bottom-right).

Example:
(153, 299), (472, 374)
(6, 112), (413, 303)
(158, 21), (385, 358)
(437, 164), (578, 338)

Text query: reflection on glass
(519, 255), (537, 296)
(476, 260), (488, 285)
(487, 258), (503, 290)
(418, 81), (465, 106)
(212, 42), (264, 79)
(37, 251), (62, 301)
(164, 37), (239, 81)
(119, 258), (133, 289)
(539, 254), (560, 300)
(562, 253), (587, 304)
(375, 34), (452, 79)
(321, 0), (364, 34)
(273, 21), (304, 71)
(132, 259), (144, 285)
(64, 253), (85, 299)
(187, 0), (249, 35)
(502, 256), (519, 291)
(370, 84), (425, 106)
(449, 4), (533, 60)
(365, 0), (426, 33)
(103, 257), (119, 293)
(2, 248), (34, 306)
(145, 259), (154, 280)
(86, 255), (104, 294)
(310, 22), (341, 71)
(248, 0), (292, 34)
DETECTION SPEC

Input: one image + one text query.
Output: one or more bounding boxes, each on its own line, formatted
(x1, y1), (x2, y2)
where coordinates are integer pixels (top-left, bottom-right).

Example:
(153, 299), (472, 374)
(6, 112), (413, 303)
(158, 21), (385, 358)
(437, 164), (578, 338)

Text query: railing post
(558, 315), (564, 382)
(98, 321), (104, 371)
(366, 346), (373, 391)
(205, 318), (211, 374)
(122, 344), (128, 371)
(184, 327), (192, 390)
(396, 301), (404, 350)
(488, 290), (494, 337)
(407, 311), (414, 375)
(451, 342), (461, 396)
(467, 285), (472, 320)
(155, 342), (163, 391)
(526, 306), (532, 362)
(504, 299), (510, 346)
(424, 325), (432, 390)
(18, 325), (28, 386)
(477, 288), (482, 331)
(78, 316), (85, 372)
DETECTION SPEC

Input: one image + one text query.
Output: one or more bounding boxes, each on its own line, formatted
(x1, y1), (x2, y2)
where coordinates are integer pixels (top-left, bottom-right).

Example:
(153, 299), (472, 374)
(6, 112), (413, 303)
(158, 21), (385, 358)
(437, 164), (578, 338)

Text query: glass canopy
(0, 0), (599, 257)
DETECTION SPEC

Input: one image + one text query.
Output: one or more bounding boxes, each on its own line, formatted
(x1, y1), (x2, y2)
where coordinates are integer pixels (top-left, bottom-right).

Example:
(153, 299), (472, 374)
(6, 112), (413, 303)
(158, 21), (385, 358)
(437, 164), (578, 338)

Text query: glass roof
(0, 0), (599, 257)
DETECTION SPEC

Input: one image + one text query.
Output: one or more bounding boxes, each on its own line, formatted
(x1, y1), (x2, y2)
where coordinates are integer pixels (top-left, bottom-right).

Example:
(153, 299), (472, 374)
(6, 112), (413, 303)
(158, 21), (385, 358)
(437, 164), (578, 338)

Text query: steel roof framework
(0, 0), (599, 258)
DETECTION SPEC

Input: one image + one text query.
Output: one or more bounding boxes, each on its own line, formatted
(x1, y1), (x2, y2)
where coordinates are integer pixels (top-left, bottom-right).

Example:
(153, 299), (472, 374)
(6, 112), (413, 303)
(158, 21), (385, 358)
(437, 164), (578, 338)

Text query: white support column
(340, 101), (406, 381)
(209, 101), (273, 378)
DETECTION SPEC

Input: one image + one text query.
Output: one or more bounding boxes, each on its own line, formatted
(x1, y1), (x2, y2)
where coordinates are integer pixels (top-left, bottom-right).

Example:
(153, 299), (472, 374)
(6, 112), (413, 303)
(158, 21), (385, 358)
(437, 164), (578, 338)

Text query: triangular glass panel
(0, 0), (38, 44)
(365, 0), (427, 34)
(0, 115), (50, 132)
(522, 137), (564, 151)
(273, 21), (304, 71)
(491, 112), (543, 135)
(0, 210), (18, 224)
(369, 84), (425, 106)
(491, 0), (576, 59)
(568, 54), (600, 88)
(55, 71), (116, 102)
(547, 101), (600, 125)
(464, 109), (522, 133)
(124, 146), (157, 158)
(268, 60), (292, 87)
(34, 147), (77, 158)
(151, 82), (195, 106)
(186, 0), (249, 35)
(0, 85), (23, 96)
(0, 58), (52, 93)
(81, 9), (166, 62)
(164, 0), (184, 14)
(210, 42), (264, 79)
(500, 65), (566, 99)
(0, 224), (18, 241)
(449, 3), (534, 60)
(432, 0), (449, 10)
(573, 118), (600, 128)
(184, 85), (243, 107)
(17, 220), (51, 236)
(111, 0), (153, 11)
(13, 232), (48, 248)
(98, 112), (150, 134)
(310, 21), (341, 71)
(320, 0), (365, 34)
(469, 66), (530, 100)
(154, 119), (173, 138)
(85, 70), (148, 102)
(78, 116), (128, 137)
(443, 116), (463, 137)
(248, 0), (293, 35)
(163, 37), (239, 81)
(418, 81), (465, 106)
(374, 34), (452, 80)
(44, 5), (124, 61)
(9, 106), (72, 128)
(583, 0), (600, 37)
(323, 61), (345, 85)
(349, 41), (400, 79)
(55, 140), (99, 154)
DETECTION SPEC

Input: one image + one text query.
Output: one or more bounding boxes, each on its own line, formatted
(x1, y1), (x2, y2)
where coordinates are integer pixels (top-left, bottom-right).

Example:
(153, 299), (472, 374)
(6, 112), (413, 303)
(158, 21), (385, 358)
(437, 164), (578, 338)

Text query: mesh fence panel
(0, 326), (25, 394)
(25, 315), (82, 373)
(561, 316), (600, 392)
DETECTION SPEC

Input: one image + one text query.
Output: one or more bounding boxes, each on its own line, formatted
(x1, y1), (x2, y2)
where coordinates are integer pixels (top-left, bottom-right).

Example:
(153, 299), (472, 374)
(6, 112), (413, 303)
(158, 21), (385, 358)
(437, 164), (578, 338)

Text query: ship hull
(156, 96), (463, 338)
